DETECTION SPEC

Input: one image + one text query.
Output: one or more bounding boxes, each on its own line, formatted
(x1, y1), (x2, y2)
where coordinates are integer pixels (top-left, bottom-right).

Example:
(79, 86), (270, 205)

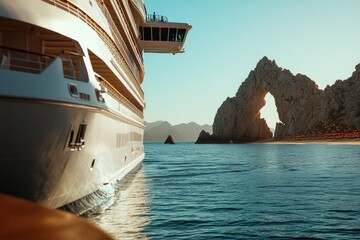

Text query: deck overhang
(139, 19), (192, 54)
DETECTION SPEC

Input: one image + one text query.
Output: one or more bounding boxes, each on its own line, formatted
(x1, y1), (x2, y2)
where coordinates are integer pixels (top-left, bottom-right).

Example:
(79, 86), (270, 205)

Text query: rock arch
(260, 93), (280, 130)
(196, 56), (360, 143)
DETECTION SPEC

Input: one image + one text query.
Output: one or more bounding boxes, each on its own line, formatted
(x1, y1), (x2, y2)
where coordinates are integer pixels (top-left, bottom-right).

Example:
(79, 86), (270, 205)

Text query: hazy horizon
(145, 120), (212, 127)
(142, 0), (360, 129)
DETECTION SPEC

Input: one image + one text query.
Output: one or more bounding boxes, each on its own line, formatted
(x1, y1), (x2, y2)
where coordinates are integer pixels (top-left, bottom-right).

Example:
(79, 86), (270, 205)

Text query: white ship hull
(0, 97), (144, 209)
(0, 0), (146, 211)
(0, 0), (190, 212)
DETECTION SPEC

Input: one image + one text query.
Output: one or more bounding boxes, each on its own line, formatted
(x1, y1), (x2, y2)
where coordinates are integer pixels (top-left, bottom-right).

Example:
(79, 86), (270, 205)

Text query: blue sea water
(90, 142), (360, 239)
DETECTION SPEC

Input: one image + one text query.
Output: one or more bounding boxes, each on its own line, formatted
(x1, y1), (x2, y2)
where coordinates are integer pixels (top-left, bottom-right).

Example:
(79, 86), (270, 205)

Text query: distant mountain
(144, 121), (183, 142)
(145, 121), (166, 131)
(144, 121), (212, 142)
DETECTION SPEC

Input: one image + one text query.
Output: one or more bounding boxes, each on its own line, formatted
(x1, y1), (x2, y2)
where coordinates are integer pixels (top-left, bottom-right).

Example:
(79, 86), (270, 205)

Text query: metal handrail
(131, 0), (146, 20)
(97, 0), (142, 77)
(146, 14), (168, 23)
(0, 46), (54, 58)
(97, 2), (136, 71)
(95, 73), (143, 118)
(0, 46), (55, 74)
(43, 0), (144, 96)
(0, 46), (81, 80)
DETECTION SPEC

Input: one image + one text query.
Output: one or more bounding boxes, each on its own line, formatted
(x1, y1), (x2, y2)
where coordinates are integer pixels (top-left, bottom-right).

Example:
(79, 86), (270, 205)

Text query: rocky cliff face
(199, 57), (360, 143)
(314, 63), (360, 129)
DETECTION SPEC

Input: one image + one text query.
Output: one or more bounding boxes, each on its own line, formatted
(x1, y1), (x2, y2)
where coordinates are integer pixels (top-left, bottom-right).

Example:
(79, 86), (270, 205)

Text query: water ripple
(90, 143), (360, 239)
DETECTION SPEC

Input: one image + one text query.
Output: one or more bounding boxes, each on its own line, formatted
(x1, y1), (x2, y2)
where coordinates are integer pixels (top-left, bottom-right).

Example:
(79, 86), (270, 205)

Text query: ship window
(144, 27), (151, 40)
(75, 123), (87, 150)
(68, 130), (74, 147)
(176, 29), (186, 42)
(161, 28), (168, 41)
(169, 28), (177, 42)
(152, 27), (160, 41)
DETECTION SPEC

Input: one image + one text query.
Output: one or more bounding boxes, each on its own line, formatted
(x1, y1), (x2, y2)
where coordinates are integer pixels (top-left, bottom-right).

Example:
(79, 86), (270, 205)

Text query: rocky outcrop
(145, 121), (212, 142)
(164, 135), (175, 144)
(198, 57), (360, 143)
(195, 130), (214, 144)
(314, 63), (360, 129)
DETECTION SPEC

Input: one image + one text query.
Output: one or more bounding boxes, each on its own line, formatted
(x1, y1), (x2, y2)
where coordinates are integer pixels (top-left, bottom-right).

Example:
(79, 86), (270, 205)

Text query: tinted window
(152, 27), (160, 41)
(176, 29), (186, 42)
(169, 28), (177, 42)
(161, 28), (168, 41)
(144, 27), (151, 40)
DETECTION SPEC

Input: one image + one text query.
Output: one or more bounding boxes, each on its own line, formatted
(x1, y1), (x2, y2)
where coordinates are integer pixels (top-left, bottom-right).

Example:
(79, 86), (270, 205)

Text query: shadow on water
(86, 167), (151, 240)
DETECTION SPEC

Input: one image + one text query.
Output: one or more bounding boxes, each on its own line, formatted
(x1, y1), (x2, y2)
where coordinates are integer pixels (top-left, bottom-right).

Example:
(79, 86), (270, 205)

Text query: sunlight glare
(260, 93), (280, 131)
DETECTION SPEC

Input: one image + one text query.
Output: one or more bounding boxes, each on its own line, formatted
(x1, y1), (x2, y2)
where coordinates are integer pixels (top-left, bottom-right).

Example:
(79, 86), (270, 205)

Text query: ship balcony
(139, 14), (192, 54)
(0, 46), (86, 82)
(0, 46), (55, 74)
(130, 0), (146, 22)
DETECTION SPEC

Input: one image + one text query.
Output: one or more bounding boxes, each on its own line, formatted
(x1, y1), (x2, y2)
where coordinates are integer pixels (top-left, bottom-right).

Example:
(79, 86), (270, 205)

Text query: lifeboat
(139, 13), (192, 54)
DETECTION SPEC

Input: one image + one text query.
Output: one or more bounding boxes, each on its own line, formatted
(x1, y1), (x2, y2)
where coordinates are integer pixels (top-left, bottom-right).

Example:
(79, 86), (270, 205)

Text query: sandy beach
(258, 138), (360, 145)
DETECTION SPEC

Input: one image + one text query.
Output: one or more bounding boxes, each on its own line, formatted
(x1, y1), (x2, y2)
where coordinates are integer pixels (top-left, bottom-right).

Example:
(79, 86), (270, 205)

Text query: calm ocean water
(89, 142), (360, 239)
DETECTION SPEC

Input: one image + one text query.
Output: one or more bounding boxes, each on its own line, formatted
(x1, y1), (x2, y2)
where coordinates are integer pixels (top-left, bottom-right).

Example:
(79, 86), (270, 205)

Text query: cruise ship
(0, 0), (191, 213)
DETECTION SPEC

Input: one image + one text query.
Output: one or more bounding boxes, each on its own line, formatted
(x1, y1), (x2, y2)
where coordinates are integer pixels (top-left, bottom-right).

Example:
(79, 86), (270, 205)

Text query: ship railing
(146, 14), (168, 23)
(60, 51), (82, 81)
(0, 46), (55, 74)
(95, 73), (143, 118)
(95, 1), (144, 95)
(130, 0), (146, 20)
(61, 56), (76, 80)
(43, 0), (144, 95)
(95, 0), (141, 77)
(118, 0), (144, 56)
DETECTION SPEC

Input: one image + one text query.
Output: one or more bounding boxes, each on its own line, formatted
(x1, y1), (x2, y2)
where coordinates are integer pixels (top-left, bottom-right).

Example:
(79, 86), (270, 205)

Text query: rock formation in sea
(164, 135), (175, 144)
(196, 57), (360, 143)
(145, 121), (212, 142)
(195, 130), (212, 144)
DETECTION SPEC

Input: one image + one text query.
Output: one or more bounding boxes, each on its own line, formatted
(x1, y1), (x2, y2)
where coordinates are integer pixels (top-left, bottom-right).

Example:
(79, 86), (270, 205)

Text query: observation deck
(139, 13), (192, 54)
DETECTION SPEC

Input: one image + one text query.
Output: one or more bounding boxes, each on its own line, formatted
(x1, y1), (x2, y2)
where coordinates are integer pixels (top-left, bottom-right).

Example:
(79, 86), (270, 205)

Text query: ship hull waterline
(0, 97), (144, 210)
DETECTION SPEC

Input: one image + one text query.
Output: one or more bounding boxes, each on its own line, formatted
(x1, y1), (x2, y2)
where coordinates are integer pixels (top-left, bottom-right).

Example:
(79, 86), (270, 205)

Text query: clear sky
(141, 0), (360, 128)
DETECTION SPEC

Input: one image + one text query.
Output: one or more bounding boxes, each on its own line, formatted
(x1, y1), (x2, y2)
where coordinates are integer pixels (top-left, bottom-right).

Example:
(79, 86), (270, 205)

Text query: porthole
(68, 83), (79, 97)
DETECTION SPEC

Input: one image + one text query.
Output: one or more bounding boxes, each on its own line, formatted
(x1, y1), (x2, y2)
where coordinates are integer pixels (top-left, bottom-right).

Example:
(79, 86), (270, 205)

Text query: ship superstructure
(0, 0), (190, 212)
